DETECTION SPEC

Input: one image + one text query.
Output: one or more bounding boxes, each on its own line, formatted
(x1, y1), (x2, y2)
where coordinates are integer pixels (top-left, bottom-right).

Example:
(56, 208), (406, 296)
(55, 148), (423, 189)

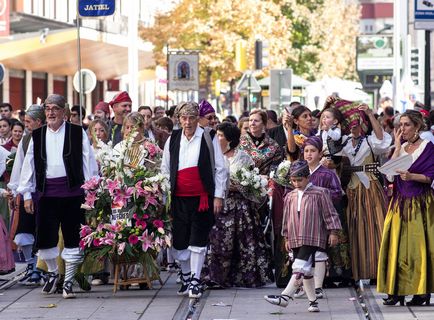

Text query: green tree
(283, 0), (360, 81)
(140, 0), (360, 93)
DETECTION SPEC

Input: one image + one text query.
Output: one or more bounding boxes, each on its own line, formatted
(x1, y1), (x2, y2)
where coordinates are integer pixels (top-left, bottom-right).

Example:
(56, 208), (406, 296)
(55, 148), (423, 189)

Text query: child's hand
(328, 234), (339, 247)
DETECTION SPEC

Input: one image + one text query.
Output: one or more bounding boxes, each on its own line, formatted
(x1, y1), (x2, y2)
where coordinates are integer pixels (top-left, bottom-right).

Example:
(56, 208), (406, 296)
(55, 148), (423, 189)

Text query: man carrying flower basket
(161, 101), (228, 299)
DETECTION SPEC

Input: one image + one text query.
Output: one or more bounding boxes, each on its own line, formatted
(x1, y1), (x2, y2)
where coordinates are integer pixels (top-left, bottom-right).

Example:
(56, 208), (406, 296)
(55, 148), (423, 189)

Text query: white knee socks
(281, 273), (303, 297)
(303, 276), (316, 302)
(314, 261), (326, 289)
(190, 249), (206, 279)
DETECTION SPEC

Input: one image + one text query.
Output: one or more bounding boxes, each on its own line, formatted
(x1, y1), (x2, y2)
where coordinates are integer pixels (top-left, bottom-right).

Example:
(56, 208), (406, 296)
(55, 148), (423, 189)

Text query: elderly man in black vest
(18, 94), (96, 299)
(161, 101), (227, 298)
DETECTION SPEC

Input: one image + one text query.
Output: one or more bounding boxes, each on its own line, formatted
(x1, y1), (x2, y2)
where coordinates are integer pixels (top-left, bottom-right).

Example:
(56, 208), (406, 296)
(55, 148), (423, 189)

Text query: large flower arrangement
(79, 132), (170, 265)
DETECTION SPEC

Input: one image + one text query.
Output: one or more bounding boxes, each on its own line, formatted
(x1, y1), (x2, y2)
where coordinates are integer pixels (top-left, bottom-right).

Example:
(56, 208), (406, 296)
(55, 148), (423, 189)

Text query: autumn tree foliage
(284, 0), (361, 80)
(140, 0), (360, 86)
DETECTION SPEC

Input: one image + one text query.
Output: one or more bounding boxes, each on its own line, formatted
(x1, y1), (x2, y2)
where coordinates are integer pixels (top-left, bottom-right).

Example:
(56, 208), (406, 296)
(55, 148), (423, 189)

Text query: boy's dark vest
(32, 122), (84, 192)
(169, 128), (215, 197)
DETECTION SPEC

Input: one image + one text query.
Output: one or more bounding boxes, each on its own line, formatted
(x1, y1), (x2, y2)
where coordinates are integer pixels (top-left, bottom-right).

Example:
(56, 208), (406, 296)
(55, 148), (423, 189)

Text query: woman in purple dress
(207, 122), (272, 287)
(378, 110), (434, 306)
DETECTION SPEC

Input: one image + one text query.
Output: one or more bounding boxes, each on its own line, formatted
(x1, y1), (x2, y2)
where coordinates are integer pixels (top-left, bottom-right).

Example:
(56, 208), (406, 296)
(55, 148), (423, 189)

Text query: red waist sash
(175, 167), (209, 212)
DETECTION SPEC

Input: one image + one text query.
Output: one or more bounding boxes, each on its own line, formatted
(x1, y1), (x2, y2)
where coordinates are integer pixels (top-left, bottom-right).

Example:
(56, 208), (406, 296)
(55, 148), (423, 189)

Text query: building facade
(0, 0), (159, 113)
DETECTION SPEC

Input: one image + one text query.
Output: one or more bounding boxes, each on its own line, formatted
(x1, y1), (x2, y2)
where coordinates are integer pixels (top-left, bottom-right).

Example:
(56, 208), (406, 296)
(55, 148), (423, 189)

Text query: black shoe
(41, 272), (59, 295)
(383, 295), (405, 306)
(18, 264), (33, 284)
(167, 262), (180, 273)
(204, 280), (223, 290)
(139, 283), (149, 290)
(406, 294), (431, 306)
(188, 277), (203, 298)
(308, 299), (320, 312)
(56, 274), (65, 294)
(177, 272), (191, 296)
(62, 280), (76, 299)
(264, 294), (291, 307)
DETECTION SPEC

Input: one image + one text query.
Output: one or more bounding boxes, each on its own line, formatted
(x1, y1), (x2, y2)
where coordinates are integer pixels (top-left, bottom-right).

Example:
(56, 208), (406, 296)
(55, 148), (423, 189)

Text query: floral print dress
(206, 149), (273, 287)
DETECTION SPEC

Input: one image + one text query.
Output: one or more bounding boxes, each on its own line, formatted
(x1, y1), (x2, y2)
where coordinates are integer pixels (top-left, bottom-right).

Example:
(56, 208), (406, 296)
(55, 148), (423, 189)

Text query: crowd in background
(0, 93), (433, 312)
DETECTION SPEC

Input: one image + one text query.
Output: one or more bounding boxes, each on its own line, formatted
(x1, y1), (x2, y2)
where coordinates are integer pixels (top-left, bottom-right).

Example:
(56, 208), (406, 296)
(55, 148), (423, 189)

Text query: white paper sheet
(378, 154), (413, 176)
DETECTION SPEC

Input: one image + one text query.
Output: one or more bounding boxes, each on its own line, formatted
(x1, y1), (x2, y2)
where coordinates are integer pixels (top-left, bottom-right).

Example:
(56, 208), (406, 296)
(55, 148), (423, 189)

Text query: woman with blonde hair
(88, 119), (109, 148)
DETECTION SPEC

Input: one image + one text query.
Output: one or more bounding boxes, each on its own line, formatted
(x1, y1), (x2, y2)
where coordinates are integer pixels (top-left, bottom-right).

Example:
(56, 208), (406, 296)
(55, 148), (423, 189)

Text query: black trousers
(16, 195), (36, 235)
(171, 196), (214, 250)
(293, 245), (320, 268)
(35, 196), (85, 249)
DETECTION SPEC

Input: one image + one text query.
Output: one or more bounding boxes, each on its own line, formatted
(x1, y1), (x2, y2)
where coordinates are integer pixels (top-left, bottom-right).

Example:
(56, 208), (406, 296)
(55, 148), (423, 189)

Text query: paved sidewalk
(1, 269), (434, 320)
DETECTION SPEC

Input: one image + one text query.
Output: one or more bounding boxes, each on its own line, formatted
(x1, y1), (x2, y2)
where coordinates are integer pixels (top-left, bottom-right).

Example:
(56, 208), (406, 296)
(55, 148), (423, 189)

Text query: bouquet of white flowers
(273, 160), (292, 187)
(230, 166), (268, 203)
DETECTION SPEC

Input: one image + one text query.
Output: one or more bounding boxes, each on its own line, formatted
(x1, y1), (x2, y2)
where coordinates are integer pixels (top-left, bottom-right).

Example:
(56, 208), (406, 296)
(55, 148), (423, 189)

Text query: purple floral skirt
(205, 191), (273, 288)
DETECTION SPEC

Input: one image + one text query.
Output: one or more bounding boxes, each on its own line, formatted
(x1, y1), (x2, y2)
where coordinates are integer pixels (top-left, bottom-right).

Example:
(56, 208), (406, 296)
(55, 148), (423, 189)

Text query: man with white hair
(161, 101), (227, 298)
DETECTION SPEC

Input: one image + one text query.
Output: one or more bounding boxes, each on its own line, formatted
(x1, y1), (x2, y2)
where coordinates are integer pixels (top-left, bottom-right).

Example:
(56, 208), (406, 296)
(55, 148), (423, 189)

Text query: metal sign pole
(166, 44), (169, 109)
(278, 71), (282, 111)
(424, 30), (431, 109)
(247, 72), (251, 112)
(76, 5), (83, 125)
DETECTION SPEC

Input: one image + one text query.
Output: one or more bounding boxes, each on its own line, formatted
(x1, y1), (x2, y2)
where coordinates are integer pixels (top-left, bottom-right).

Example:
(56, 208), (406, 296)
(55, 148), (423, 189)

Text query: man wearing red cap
(94, 101), (110, 122)
(108, 91), (132, 145)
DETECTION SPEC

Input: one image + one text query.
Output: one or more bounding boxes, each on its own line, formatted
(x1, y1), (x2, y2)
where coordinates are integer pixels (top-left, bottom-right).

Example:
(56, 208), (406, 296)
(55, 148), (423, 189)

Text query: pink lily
(79, 224), (93, 237)
(134, 181), (147, 197)
(118, 242), (126, 255)
(106, 178), (120, 196)
(84, 191), (98, 208)
(81, 176), (101, 191)
(139, 230), (154, 252)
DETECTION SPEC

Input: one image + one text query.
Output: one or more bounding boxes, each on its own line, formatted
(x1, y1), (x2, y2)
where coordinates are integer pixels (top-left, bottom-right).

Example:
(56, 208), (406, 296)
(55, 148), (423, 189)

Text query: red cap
(420, 109), (429, 118)
(109, 91), (132, 106)
(94, 101), (110, 114)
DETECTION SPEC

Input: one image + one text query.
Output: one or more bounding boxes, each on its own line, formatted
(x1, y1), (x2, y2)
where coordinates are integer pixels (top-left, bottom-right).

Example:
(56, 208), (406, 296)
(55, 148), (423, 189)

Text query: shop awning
(0, 27), (155, 80)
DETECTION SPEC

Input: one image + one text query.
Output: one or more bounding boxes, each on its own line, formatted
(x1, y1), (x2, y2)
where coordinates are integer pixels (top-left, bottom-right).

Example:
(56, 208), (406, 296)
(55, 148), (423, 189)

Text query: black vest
(169, 128), (215, 197)
(33, 122), (84, 192)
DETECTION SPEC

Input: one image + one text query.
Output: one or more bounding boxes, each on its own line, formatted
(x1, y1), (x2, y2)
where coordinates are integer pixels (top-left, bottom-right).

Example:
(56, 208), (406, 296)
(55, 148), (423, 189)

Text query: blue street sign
(78, 0), (115, 17)
(415, 0), (434, 30)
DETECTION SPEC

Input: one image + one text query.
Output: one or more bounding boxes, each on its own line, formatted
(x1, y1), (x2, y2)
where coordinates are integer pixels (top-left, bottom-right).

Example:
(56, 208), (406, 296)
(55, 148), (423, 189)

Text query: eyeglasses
(44, 106), (62, 113)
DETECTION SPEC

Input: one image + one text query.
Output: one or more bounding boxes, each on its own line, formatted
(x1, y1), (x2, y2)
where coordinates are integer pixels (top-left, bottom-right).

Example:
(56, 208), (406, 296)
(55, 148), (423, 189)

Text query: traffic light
(235, 40), (247, 72)
(255, 40), (262, 70)
(254, 40), (269, 70)
(410, 48), (420, 85)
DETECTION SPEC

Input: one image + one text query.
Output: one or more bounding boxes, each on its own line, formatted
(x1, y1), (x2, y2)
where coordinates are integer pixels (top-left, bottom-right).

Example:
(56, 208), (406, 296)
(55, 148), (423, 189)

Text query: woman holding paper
(378, 110), (434, 306)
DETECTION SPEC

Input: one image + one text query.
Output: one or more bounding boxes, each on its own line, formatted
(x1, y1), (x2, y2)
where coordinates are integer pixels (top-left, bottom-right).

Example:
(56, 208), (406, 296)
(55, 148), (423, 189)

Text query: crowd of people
(0, 93), (433, 313)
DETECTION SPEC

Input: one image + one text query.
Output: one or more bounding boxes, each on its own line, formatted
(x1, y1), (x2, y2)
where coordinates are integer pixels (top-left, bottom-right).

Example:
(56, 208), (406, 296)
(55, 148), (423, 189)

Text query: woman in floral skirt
(207, 122), (272, 287)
